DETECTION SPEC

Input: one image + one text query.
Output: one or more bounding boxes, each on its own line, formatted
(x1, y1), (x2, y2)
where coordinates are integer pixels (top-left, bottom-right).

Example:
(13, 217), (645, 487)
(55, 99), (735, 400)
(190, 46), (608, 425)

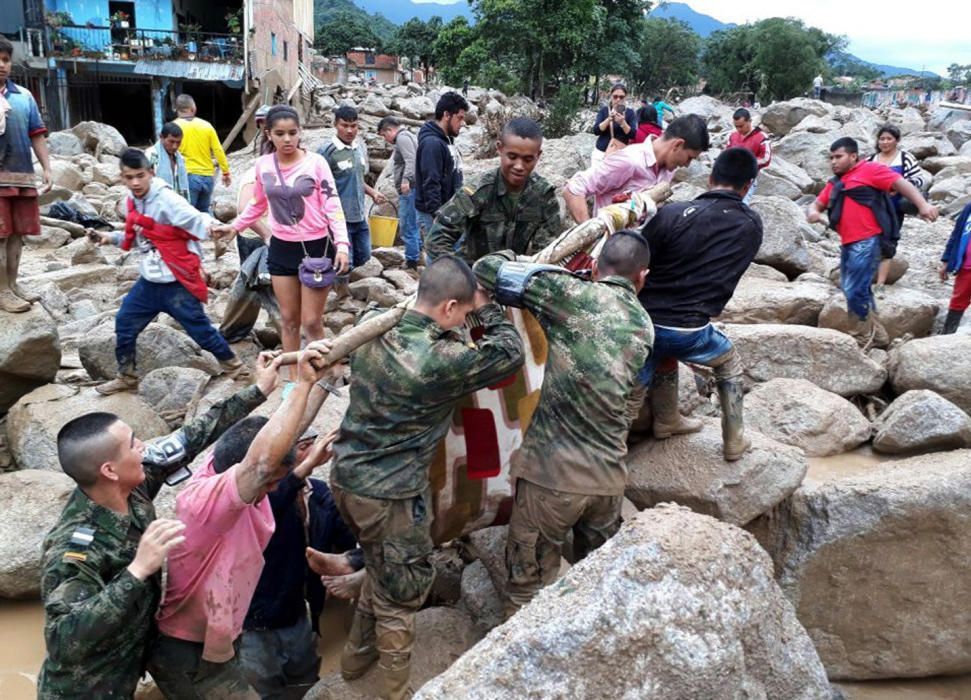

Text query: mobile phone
(164, 466), (193, 486)
(614, 102), (626, 114)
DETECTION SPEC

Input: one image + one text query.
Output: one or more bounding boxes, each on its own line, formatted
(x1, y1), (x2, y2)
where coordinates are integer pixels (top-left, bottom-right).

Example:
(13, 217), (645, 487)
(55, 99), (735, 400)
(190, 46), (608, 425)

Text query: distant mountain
(353, 0), (473, 24)
(650, 2), (733, 37)
(315, 0), (398, 41)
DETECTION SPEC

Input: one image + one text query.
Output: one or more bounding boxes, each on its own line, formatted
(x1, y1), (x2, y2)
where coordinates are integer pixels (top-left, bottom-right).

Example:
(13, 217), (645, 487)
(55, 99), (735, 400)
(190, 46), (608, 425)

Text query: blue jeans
(116, 278), (234, 371)
(346, 220), (371, 268)
(188, 174), (215, 213)
(840, 236), (880, 319)
(399, 190), (421, 263)
(742, 175), (757, 205)
(238, 615), (320, 697)
(639, 324), (734, 387)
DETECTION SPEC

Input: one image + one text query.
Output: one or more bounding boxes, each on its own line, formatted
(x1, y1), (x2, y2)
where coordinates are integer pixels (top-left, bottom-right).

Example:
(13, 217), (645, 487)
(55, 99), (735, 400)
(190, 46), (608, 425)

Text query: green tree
(631, 17), (701, 96)
(701, 25), (759, 96)
(947, 63), (971, 84)
(314, 9), (382, 56)
(432, 17), (477, 86)
(388, 17), (444, 79)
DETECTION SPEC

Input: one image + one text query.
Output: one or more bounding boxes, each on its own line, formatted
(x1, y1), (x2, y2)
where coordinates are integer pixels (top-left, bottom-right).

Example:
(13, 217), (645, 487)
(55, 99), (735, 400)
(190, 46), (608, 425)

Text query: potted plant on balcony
(225, 8), (242, 35)
(44, 11), (73, 29)
(110, 11), (130, 29)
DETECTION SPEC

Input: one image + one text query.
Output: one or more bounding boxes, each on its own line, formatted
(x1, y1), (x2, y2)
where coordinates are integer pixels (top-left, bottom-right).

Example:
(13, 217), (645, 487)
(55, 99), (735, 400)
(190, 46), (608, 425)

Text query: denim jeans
(116, 278), (234, 371)
(742, 175), (757, 205)
(399, 190), (421, 263)
(188, 174), (214, 213)
(638, 323), (734, 387)
(238, 615), (320, 698)
(346, 220), (371, 268)
(840, 236), (880, 319)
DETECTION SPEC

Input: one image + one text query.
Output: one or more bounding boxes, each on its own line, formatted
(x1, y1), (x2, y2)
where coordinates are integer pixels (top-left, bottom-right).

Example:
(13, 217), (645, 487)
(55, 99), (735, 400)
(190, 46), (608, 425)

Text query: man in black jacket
(415, 92), (469, 239)
(636, 147), (763, 461)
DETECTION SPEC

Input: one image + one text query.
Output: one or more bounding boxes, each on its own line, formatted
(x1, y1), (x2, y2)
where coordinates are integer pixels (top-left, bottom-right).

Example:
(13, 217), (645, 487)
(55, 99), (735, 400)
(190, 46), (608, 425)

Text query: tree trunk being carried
(277, 182), (672, 369)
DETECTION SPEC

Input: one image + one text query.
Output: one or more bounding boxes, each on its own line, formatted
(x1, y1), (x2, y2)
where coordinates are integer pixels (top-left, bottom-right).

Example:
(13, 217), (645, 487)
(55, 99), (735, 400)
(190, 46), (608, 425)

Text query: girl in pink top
(223, 106), (349, 375)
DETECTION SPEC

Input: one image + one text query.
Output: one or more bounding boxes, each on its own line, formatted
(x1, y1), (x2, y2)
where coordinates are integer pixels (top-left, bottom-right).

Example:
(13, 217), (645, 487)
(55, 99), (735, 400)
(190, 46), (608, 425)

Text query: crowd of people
(0, 30), (964, 697)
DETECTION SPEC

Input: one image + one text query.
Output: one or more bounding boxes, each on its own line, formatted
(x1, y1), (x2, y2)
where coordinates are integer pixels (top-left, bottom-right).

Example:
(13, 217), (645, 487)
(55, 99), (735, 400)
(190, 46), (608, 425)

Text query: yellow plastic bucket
(368, 202), (399, 247)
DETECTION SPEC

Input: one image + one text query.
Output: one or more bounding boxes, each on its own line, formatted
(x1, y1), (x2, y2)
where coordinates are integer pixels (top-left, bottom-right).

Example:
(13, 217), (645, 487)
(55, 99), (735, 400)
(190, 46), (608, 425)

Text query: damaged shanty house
(5, 0), (318, 147)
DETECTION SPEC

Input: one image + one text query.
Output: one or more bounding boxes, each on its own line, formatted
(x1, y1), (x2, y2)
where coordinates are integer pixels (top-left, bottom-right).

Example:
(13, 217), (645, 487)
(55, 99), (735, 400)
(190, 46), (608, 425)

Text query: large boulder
(749, 450), (971, 679)
(0, 470), (74, 598)
(885, 106), (925, 136)
(395, 96), (435, 120)
(6, 384), (169, 472)
(725, 324), (888, 397)
(945, 120), (971, 150)
(359, 92), (390, 117)
(899, 132), (957, 159)
(416, 505), (831, 699)
(745, 378), (871, 457)
(748, 196), (814, 277)
(888, 335), (971, 414)
(0, 305), (61, 413)
(46, 131), (83, 157)
(306, 607), (480, 699)
(818, 287), (939, 342)
(49, 159), (85, 191)
(717, 277), (832, 326)
(872, 389), (971, 454)
(761, 98), (833, 137)
(774, 130), (834, 185)
(79, 322), (221, 380)
(138, 367), (211, 424)
(459, 560), (504, 633)
(625, 420), (807, 525)
(757, 155), (814, 199)
(70, 121), (128, 157)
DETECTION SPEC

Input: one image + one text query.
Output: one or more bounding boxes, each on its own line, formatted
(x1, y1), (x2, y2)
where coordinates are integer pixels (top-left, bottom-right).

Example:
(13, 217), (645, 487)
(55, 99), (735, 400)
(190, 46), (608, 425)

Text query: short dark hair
(598, 230), (651, 278)
(830, 137), (859, 154)
(174, 94), (196, 112)
(435, 92), (469, 120)
(119, 147), (151, 170)
(57, 412), (122, 487)
(417, 255), (477, 305)
(0, 36), (14, 58)
(662, 114), (710, 152)
(876, 123), (901, 146)
(334, 105), (358, 123)
(732, 108), (751, 121)
(160, 121), (183, 139)
(711, 147), (759, 191)
(213, 416), (296, 474)
(610, 83), (628, 95)
(377, 116), (401, 133)
(637, 105), (658, 126)
(501, 117), (543, 143)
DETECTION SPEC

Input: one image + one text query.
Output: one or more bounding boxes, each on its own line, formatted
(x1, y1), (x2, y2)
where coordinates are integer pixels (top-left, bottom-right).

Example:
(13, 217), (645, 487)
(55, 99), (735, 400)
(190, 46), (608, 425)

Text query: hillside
(354, 0), (472, 24)
(314, 0), (398, 41)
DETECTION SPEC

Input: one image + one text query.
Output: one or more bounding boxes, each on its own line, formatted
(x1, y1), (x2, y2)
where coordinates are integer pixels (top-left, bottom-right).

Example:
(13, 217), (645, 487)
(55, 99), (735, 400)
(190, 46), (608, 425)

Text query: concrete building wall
(249, 0), (308, 101)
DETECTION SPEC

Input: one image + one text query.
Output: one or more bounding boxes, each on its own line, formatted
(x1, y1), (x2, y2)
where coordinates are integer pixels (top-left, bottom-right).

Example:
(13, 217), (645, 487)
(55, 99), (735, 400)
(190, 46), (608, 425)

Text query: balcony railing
(46, 25), (243, 63)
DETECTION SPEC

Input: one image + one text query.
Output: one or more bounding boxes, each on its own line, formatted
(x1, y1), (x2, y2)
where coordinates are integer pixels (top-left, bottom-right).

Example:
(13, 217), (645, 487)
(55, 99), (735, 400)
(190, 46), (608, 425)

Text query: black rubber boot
(942, 309), (964, 335)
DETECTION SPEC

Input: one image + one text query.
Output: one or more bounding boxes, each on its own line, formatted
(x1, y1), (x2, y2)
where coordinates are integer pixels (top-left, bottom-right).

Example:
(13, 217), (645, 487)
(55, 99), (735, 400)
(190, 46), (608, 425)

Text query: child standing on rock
(939, 201), (971, 334)
(89, 148), (243, 395)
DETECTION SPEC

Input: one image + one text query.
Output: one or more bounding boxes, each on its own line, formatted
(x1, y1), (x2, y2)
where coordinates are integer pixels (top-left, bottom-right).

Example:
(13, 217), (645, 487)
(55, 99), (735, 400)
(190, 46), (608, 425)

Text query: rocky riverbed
(2, 82), (971, 698)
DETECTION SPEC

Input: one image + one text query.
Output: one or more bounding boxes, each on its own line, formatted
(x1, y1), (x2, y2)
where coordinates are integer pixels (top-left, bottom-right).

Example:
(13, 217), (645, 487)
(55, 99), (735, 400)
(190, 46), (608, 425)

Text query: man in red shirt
(728, 108), (770, 204)
(807, 137), (938, 346)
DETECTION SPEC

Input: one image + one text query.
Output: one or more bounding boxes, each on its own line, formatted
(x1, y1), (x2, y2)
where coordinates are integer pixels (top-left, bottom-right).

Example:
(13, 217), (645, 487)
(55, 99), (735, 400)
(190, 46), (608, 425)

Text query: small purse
(273, 154), (335, 289)
(605, 115), (628, 156)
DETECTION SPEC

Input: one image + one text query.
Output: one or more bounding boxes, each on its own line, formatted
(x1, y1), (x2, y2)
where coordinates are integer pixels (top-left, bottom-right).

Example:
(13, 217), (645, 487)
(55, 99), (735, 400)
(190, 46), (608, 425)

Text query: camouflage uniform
(37, 384), (268, 700)
(331, 303), (523, 696)
(425, 167), (562, 264)
(474, 252), (654, 616)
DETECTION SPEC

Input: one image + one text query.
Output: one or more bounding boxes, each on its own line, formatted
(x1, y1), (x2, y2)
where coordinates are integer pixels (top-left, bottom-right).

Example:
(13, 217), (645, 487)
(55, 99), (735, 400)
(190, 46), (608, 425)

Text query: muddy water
(805, 444), (903, 483)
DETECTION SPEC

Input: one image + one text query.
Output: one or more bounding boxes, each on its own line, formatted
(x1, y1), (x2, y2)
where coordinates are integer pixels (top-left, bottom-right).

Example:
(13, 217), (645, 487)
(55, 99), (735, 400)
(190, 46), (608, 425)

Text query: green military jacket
(37, 384), (267, 699)
(331, 304), (524, 500)
(475, 253), (654, 496)
(425, 167), (562, 264)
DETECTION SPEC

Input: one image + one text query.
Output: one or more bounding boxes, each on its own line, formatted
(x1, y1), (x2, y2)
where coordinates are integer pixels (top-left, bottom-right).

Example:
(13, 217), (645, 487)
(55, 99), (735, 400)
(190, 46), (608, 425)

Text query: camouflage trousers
(504, 478), (622, 618)
(331, 485), (435, 671)
(147, 634), (259, 700)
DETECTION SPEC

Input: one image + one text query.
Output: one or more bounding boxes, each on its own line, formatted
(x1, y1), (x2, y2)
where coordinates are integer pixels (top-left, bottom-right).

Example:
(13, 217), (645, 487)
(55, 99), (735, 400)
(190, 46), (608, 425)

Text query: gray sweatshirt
(392, 128), (418, 192)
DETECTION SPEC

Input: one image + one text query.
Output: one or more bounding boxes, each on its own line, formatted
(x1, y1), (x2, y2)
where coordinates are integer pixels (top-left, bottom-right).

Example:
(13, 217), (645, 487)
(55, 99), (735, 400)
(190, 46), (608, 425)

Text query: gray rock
(460, 560), (504, 632)
(928, 174), (970, 202)
(92, 161), (122, 186)
(348, 256), (384, 281)
(359, 92), (391, 117)
(761, 98), (833, 137)
(395, 96), (435, 120)
(71, 121), (128, 157)
(79, 322), (221, 380)
(749, 449), (971, 679)
(138, 367), (211, 423)
(381, 268), (418, 294)
(888, 335), (971, 414)
(0, 305), (61, 413)
(626, 420), (807, 525)
(25, 225), (72, 249)
(47, 131), (83, 157)
(725, 323), (887, 396)
(749, 196), (813, 276)
(416, 505), (831, 700)
(717, 277), (832, 326)
(873, 389), (971, 454)
(899, 132), (957, 159)
(49, 160), (85, 191)
(6, 384), (168, 472)
(347, 276), (394, 302)
(818, 287), (939, 342)
(0, 470), (74, 598)
(746, 378), (871, 457)
(66, 238), (107, 265)
(758, 155), (814, 199)
(945, 120), (971, 149)
(371, 246), (406, 269)
(463, 526), (509, 599)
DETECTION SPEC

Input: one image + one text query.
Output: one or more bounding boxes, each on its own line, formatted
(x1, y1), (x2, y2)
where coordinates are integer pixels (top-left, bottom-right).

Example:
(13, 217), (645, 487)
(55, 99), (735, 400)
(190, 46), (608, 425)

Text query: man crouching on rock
(329, 255), (524, 699)
(37, 352), (283, 699)
(88, 147), (244, 395)
(472, 233), (653, 617)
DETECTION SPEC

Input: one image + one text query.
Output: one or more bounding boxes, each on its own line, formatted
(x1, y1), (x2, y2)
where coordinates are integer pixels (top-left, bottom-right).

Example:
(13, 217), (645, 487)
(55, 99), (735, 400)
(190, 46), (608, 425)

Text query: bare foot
(322, 570), (365, 600)
(306, 547), (354, 576)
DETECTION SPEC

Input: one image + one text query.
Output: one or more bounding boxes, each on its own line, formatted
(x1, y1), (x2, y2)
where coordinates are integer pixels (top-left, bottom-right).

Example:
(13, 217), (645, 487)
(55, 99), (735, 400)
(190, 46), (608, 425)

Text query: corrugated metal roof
(133, 59), (244, 83)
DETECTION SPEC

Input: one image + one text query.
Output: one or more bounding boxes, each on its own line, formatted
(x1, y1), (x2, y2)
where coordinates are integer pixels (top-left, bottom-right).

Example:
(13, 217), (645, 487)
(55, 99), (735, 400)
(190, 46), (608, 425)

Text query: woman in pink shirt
(221, 106), (349, 374)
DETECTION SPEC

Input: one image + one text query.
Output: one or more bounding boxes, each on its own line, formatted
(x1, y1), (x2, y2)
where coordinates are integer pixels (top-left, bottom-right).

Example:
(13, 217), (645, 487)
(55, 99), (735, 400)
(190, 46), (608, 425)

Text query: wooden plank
(940, 101), (971, 113)
(221, 92), (263, 152)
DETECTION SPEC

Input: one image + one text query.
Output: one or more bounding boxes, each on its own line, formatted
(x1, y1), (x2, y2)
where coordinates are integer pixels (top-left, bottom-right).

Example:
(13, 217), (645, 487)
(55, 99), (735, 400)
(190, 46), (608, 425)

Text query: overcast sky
(411, 0), (971, 76)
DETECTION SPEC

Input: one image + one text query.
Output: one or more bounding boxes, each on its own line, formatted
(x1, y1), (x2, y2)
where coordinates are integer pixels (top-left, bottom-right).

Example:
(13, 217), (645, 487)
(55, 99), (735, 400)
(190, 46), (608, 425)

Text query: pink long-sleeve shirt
(235, 151), (350, 250)
(567, 139), (675, 213)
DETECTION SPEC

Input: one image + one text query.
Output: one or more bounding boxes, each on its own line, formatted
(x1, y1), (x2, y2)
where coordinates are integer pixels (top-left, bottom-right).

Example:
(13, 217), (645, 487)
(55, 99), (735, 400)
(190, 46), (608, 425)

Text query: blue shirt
(319, 137), (368, 223)
(1, 80), (46, 181)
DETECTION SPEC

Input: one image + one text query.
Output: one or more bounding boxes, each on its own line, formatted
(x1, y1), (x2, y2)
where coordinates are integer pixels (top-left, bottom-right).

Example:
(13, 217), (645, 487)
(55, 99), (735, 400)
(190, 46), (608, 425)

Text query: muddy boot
(942, 309), (964, 335)
(847, 313), (888, 350)
(95, 372), (139, 396)
(0, 287), (30, 313)
(711, 348), (750, 462)
(650, 368), (702, 439)
(341, 610), (379, 681)
(9, 280), (40, 302)
(378, 652), (413, 700)
(218, 356), (248, 379)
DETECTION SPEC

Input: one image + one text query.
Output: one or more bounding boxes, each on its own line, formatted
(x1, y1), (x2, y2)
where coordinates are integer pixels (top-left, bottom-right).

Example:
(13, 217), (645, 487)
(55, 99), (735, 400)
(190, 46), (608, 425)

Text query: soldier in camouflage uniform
(425, 118), (562, 264)
(330, 255), (524, 699)
(37, 354), (282, 699)
(473, 232), (654, 617)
